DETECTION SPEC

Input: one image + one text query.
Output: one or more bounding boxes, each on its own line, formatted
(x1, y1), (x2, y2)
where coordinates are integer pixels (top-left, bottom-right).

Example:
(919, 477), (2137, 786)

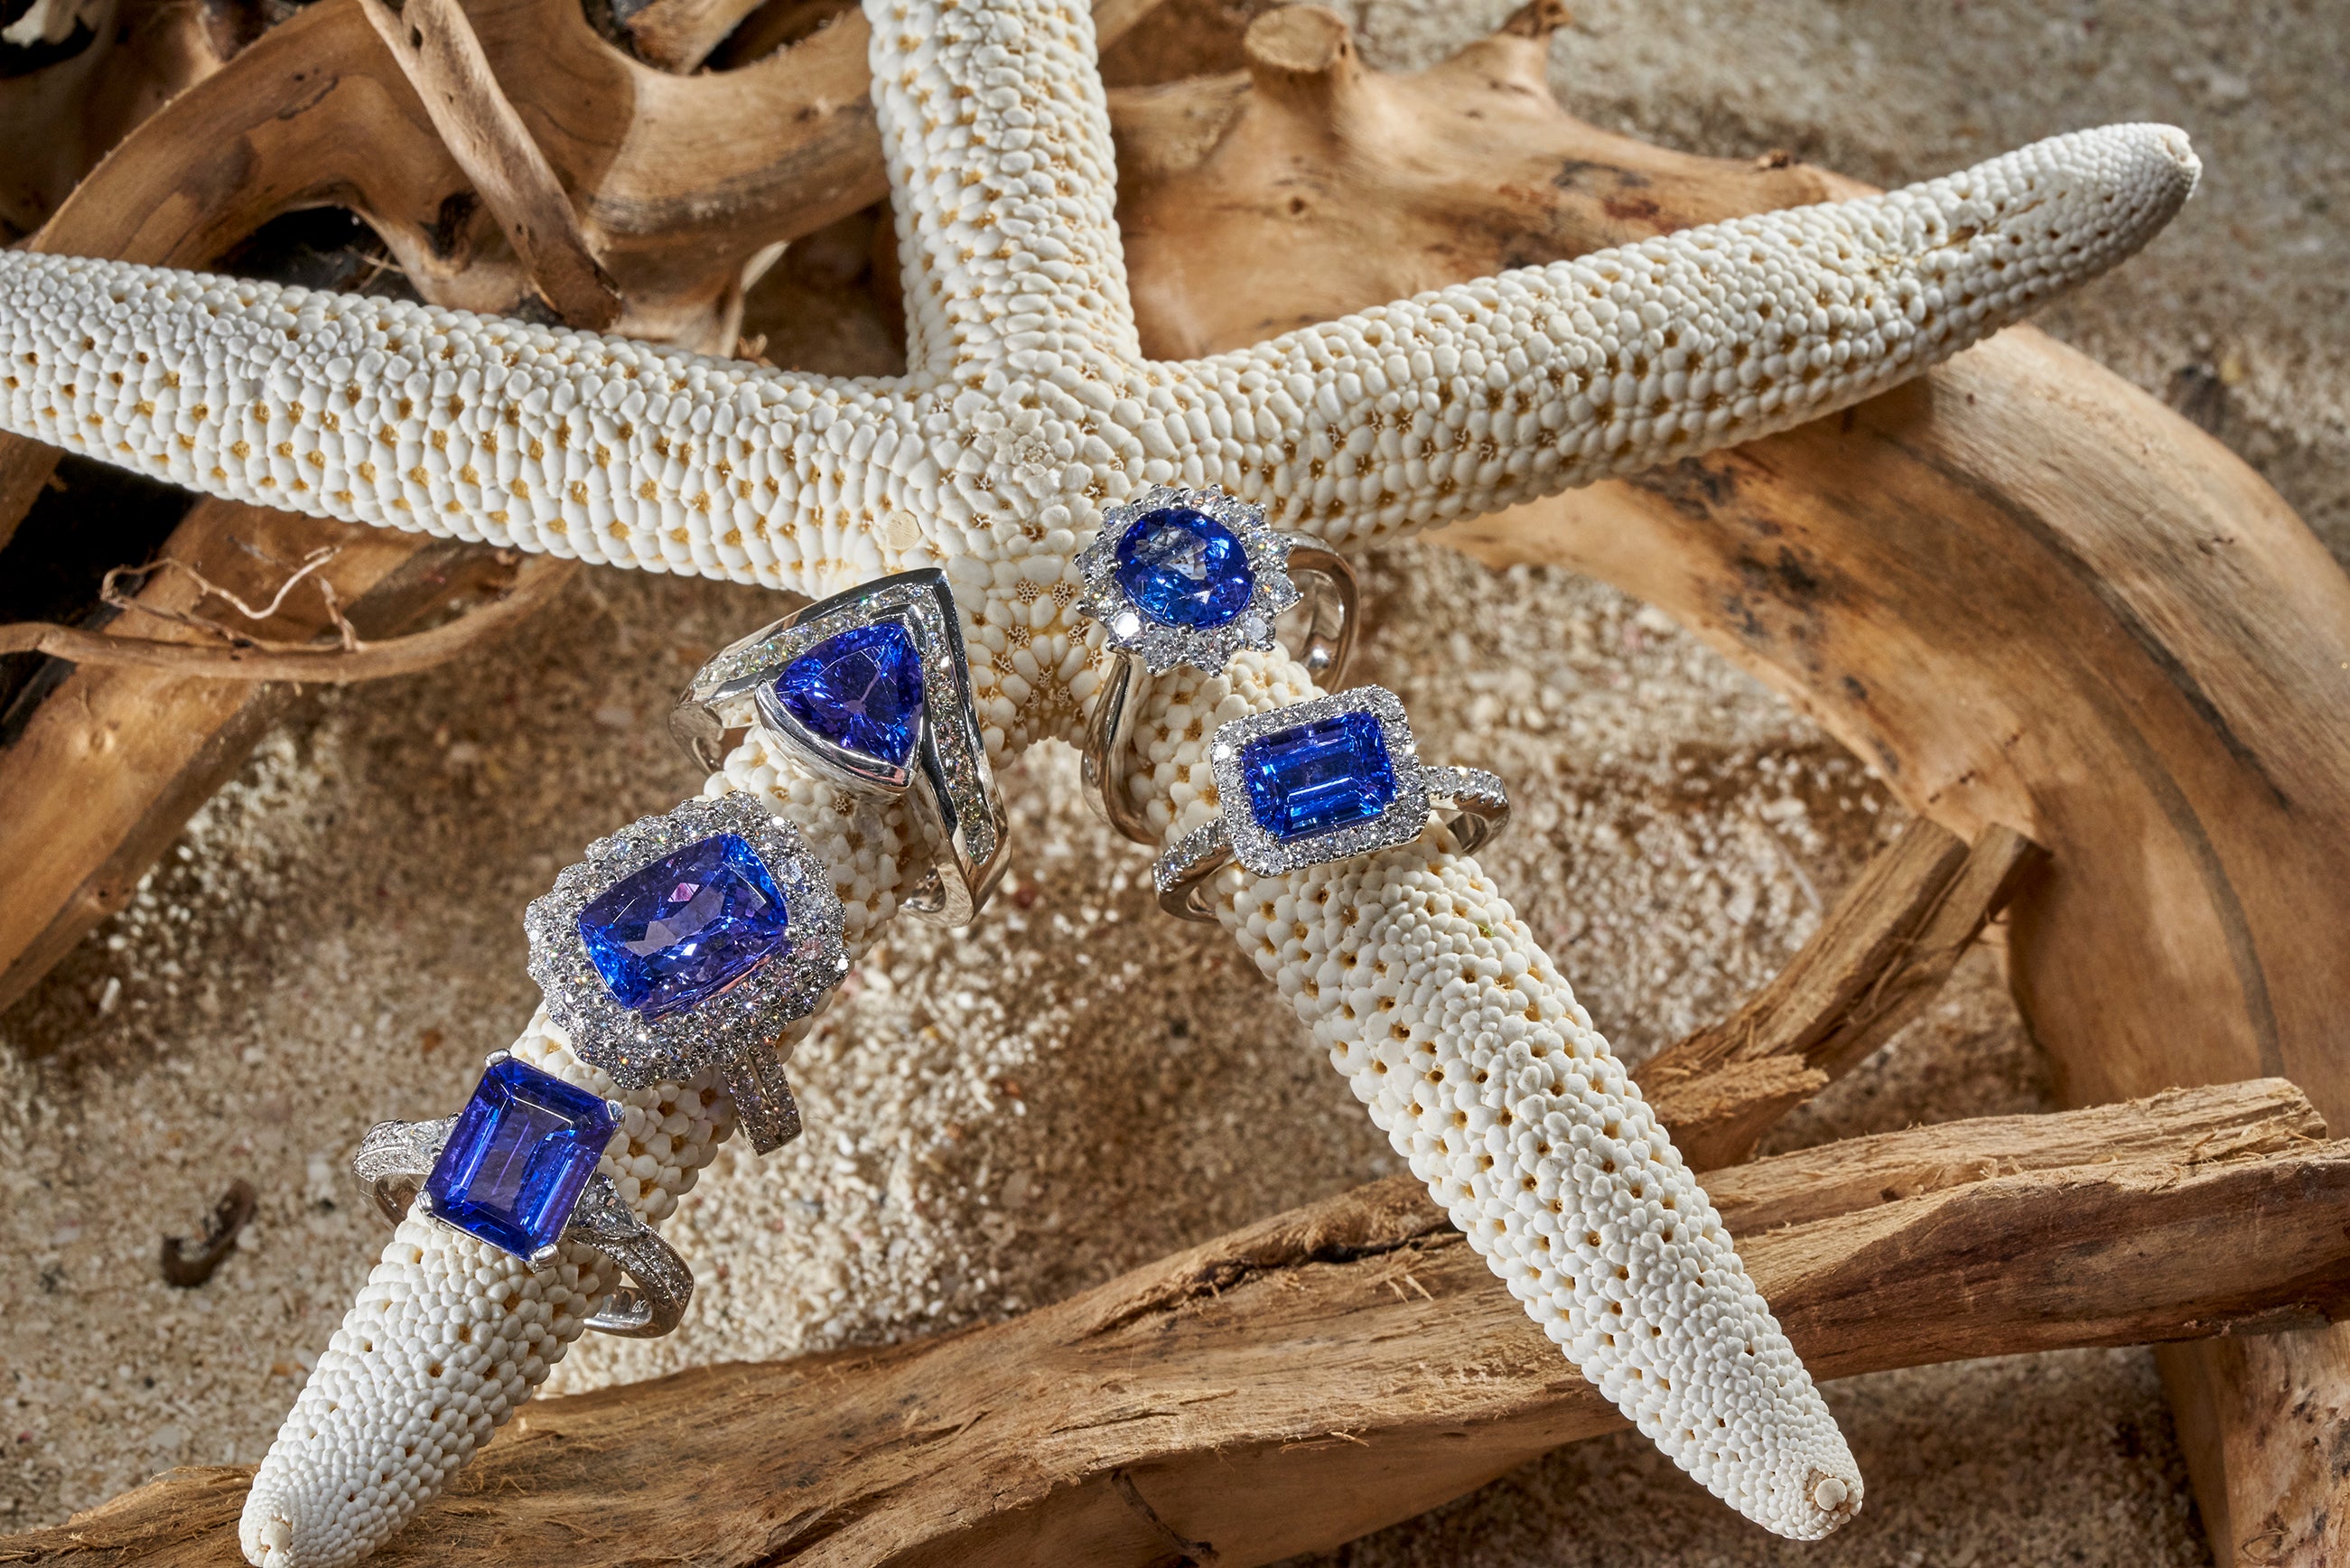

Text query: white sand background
(3, 0), (2343, 1561)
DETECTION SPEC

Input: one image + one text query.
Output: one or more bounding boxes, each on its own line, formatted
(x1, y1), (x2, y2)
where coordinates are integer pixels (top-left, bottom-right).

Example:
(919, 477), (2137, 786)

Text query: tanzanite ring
(525, 790), (843, 1153)
(353, 1054), (694, 1338)
(1153, 685), (1509, 922)
(673, 568), (1008, 926)
(1077, 485), (1358, 845)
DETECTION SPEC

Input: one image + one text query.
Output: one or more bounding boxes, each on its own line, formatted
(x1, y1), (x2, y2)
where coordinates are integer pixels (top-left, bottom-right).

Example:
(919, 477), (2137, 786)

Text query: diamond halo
(525, 791), (849, 1089)
(1201, 686), (1432, 877)
(1077, 484), (1309, 676)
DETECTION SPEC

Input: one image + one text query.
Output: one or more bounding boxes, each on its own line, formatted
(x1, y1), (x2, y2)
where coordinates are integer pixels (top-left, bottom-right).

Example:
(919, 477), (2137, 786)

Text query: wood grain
(1639, 817), (2042, 1169)
(9, 1079), (2339, 1567)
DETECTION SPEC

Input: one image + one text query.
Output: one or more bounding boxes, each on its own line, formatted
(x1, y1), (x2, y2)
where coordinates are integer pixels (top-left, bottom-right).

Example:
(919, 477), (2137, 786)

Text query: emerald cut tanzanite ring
(1077, 485), (1358, 846)
(1153, 685), (1510, 922)
(524, 789), (845, 1153)
(353, 1054), (694, 1338)
(672, 567), (1008, 927)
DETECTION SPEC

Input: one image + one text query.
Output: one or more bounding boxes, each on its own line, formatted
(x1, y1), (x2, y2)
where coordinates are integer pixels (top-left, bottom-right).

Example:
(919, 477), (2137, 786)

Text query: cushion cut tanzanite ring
(524, 789), (846, 1153)
(672, 567), (1008, 927)
(352, 1054), (695, 1338)
(1077, 484), (1358, 845)
(1153, 685), (1510, 922)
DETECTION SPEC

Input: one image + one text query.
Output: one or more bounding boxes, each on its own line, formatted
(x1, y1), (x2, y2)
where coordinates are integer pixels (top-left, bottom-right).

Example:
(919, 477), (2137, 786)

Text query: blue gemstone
(774, 622), (926, 768)
(425, 1057), (620, 1259)
(576, 834), (793, 1019)
(1114, 507), (1256, 630)
(1240, 710), (1398, 842)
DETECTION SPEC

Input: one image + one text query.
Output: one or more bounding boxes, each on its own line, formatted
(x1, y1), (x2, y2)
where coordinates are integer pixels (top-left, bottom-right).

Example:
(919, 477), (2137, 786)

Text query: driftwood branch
(14, 1078), (2342, 1567)
(355, 0), (622, 327)
(0, 504), (526, 1012)
(1640, 817), (2044, 1170)
(0, 554), (572, 683)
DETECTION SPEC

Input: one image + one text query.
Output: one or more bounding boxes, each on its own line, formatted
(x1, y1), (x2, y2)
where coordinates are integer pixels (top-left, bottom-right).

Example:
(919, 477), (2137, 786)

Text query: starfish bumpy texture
(0, 0), (2196, 1556)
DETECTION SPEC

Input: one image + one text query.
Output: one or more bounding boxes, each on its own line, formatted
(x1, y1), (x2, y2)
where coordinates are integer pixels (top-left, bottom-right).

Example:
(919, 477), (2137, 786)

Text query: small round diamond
(1112, 610), (1142, 637)
(1114, 507), (1256, 629)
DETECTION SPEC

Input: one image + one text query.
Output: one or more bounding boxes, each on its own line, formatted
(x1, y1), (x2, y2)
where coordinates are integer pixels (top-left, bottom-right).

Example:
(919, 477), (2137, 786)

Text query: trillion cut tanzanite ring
(1077, 485), (1358, 845)
(353, 1054), (694, 1338)
(1153, 685), (1510, 922)
(524, 789), (844, 1152)
(672, 567), (1008, 927)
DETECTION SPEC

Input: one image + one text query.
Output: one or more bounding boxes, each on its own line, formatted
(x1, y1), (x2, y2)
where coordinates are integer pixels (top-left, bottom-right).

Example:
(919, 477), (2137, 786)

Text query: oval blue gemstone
(426, 1056), (620, 1259)
(1240, 710), (1397, 841)
(1114, 507), (1255, 629)
(775, 622), (926, 768)
(576, 833), (792, 1019)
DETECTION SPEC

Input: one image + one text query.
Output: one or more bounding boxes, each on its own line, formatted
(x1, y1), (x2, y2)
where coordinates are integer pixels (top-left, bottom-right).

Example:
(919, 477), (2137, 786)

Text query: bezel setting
(1206, 686), (1431, 876)
(1077, 484), (1308, 676)
(525, 791), (848, 1089)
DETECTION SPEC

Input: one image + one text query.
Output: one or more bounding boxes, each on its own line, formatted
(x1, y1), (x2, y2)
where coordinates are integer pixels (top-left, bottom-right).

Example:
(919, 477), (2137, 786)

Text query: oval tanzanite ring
(672, 567), (1008, 927)
(352, 1054), (695, 1338)
(1077, 484), (1358, 845)
(1152, 685), (1509, 923)
(524, 789), (843, 1153)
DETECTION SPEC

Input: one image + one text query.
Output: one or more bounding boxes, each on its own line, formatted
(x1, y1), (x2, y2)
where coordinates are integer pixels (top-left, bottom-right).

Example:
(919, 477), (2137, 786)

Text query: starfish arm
(0, 253), (902, 596)
(1128, 650), (1861, 1540)
(1171, 124), (2199, 546)
(866, 0), (1141, 379)
(238, 1029), (730, 1568)
(238, 754), (919, 1568)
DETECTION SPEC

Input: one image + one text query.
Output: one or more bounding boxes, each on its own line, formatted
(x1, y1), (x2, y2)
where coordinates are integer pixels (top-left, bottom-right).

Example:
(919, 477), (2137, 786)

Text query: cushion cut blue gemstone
(425, 1056), (620, 1259)
(576, 833), (792, 1019)
(1240, 710), (1398, 842)
(1114, 507), (1256, 630)
(774, 622), (926, 768)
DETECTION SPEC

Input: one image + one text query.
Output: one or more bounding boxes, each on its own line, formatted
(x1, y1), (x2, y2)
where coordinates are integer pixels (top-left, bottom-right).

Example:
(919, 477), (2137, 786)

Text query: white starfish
(0, 0), (2196, 1557)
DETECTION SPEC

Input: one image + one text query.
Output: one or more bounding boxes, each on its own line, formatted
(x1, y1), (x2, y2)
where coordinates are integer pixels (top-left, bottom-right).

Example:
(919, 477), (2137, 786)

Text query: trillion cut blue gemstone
(1240, 710), (1398, 842)
(425, 1056), (620, 1259)
(774, 622), (926, 768)
(1114, 507), (1255, 630)
(576, 834), (793, 1019)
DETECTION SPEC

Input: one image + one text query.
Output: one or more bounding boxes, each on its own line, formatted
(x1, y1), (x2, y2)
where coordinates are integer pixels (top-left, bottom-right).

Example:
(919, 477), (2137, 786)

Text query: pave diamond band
(1078, 484), (1359, 845)
(352, 1057), (694, 1339)
(674, 567), (1008, 926)
(1153, 686), (1510, 921)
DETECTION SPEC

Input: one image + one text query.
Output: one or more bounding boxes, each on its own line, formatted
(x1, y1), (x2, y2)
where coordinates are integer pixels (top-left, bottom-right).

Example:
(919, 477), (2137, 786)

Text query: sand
(4, 0), (2343, 1561)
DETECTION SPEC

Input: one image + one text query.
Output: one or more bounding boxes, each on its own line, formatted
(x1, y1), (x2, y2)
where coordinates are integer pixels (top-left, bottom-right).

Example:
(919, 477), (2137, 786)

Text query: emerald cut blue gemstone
(425, 1057), (620, 1259)
(576, 834), (792, 1019)
(774, 622), (926, 768)
(1114, 507), (1255, 629)
(1240, 710), (1397, 841)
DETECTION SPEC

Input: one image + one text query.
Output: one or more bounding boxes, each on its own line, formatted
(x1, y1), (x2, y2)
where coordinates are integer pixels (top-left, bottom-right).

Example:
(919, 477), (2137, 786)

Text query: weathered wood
(1637, 1055), (1828, 1172)
(355, 0), (621, 326)
(0, 506), (520, 1013)
(1637, 817), (2042, 1168)
(0, 553), (570, 679)
(10, 1079), (2341, 1567)
(1105, 10), (2350, 1555)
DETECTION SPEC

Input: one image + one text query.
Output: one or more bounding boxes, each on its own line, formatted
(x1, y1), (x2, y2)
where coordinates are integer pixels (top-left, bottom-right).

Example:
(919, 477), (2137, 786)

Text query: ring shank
(1154, 777), (1511, 921)
(352, 1119), (693, 1338)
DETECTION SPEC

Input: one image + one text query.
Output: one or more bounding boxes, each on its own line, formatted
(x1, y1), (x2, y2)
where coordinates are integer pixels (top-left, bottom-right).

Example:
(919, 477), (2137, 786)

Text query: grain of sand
(5, 0), (2343, 1561)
